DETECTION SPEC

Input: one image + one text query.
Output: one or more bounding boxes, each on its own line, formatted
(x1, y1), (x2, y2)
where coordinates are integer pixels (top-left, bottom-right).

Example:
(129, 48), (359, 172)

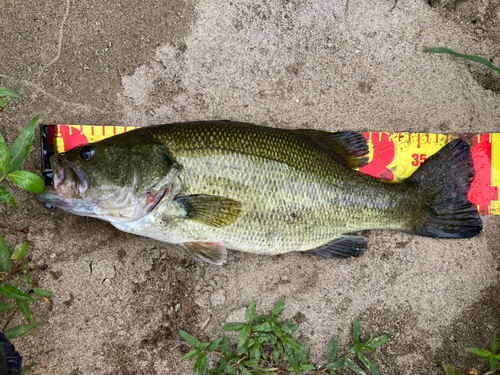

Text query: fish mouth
(35, 186), (97, 216)
(51, 154), (90, 199)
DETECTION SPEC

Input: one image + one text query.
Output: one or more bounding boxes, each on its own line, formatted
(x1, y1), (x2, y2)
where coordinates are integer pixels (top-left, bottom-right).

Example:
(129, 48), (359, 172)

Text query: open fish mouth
(51, 154), (90, 199)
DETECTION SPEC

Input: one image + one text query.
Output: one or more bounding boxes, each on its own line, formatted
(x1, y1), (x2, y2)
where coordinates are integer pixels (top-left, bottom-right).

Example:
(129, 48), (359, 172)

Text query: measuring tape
(40, 125), (500, 215)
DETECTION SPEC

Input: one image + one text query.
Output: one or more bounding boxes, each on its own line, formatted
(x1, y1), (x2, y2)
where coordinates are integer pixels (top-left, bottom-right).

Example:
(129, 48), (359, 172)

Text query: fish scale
(116, 121), (416, 254)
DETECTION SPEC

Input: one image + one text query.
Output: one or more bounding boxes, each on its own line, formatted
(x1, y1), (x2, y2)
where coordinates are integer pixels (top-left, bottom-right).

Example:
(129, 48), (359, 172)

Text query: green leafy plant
(425, 48), (500, 76)
(180, 297), (390, 374)
(443, 334), (500, 375)
(0, 234), (52, 340)
(0, 87), (44, 208)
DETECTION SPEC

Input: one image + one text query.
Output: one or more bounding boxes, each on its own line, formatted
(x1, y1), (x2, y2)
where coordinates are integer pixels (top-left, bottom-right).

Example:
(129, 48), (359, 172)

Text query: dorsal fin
(296, 129), (369, 169)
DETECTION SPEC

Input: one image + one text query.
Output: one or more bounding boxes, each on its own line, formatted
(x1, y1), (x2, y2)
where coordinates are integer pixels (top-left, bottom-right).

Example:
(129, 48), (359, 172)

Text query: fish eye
(80, 145), (95, 160)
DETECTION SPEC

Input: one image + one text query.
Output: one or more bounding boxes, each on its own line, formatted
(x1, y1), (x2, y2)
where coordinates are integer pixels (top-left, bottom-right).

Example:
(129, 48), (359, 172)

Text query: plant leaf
(246, 301), (256, 323)
(179, 330), (201, 348)
(238, 325), (250, 349)
(33, 288), (52, 298)
(0, 98), (9, 108)
(221, 333), (228, 354)
(208, 337), (222, 352)
(16, 299), (32, 323)
(353, 319), (361, 345)
(0, 233), (10, 272)
(346, 359), (365, 375)
(491, 334), (498, 354)
(222, 322), (245, 331)
(425, 48), (500, 75)
(238, 365), (252, 375)
(182, 349), (200, 360)
(8, 116), (39, 173)
(252, 322), (273, 332)
(358, 352), (378, 375)
(272, 297), (285, 316)
(251, 343), (260, 362)
(442, 363), (463, 375)
(0, 186), (16, 209)
(194, 351), (208, 375)
(7, 170), (45, 193)
(22, 274), (32, 285)
(0, 87), (21, 98)
(0, 284), (35, 301)
(284, 337), (305, 351)
(11, 243), (27, 261)
(368, 334), (389, 349)
(0, 303), (15, 313)
(467, 348), (492, 358)
(327, 337), (337, 363)
(326, 358), (346, 369)
(302, 364), (316, 371)
(4, 323), (40, 340)
(0, 132), (11, 178)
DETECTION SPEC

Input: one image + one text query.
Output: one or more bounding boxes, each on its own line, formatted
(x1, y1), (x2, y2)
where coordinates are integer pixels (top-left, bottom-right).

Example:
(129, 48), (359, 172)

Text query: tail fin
(406, 139), (482, 238)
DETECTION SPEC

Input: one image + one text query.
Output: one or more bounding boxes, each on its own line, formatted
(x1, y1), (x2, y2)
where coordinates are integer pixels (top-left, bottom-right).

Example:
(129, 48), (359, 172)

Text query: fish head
(36, 138), (181, 222)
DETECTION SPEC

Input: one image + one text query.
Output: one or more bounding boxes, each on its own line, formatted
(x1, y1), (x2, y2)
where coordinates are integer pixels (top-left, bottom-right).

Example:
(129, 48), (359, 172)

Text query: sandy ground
(0, 0), (499, 374)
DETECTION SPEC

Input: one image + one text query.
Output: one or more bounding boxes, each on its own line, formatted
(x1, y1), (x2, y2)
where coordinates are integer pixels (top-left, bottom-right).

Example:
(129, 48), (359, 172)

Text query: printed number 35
(411, 153), (427, 166)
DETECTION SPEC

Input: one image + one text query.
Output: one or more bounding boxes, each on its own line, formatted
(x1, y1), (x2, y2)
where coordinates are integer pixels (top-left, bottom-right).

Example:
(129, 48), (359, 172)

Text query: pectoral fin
(175, 195), (242, 228)
(182, 242), (227, 265)
(311, 236), (367, 258)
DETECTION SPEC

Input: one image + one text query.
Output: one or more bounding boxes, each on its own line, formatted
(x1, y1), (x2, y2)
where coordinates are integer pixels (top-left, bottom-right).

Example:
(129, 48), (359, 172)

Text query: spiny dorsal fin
(311, 236), (367, 258)
(182, 242), (227, 265)
(296, 129), (369, 169)
(175, 195), (242, 228)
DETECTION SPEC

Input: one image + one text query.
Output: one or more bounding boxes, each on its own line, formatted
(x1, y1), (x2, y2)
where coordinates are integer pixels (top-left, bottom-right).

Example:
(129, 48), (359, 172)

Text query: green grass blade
(425, 48), (500, 75)
(353, 319), (361, 345)
(0, 303), (15, 313)
(4, 323), (40, 340)
(33, 288), (52, 298)
(8, 116), (39, 173)
(491, 334), (497, 354)
(194, 352), (208, 375)
(222, 322), (245, 331)
(0, 233), (10, 272)
(442, 363), (463, 375)
(467, 348), (492, 358)
(346, 359), (365, 375)
(358, 352), (379, 375)
(0, 284), (35, 301)
(0, 87), (20, 98)
(16, 299), (32, 323)
(7, 170), (45, 193)
(179, 330), (201, 348)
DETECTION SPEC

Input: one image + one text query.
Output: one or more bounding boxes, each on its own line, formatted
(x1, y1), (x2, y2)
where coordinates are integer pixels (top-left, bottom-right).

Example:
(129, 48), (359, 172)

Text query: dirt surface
(0, 0), (499, 374)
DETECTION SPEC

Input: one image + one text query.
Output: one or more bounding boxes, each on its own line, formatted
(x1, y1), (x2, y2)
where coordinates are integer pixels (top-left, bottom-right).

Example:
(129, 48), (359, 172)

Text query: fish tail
(406, 138), (482, 238)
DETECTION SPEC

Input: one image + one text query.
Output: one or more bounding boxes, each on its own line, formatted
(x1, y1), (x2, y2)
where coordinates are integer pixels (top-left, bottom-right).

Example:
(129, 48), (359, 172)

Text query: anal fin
(182, 242), (227, 265)
(311, 236), (367, 258)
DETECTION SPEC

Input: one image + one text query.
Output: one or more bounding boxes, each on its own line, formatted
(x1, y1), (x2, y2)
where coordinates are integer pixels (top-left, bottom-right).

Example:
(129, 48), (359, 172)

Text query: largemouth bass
(36, 121), (482, 265)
